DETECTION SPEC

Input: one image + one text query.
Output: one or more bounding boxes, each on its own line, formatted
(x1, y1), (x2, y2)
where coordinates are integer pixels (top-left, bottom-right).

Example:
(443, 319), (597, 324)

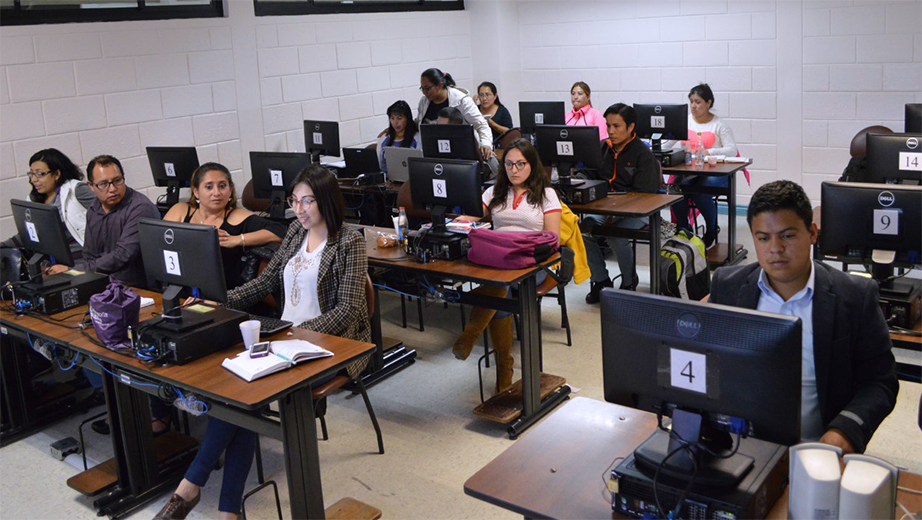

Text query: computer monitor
(633, 103), (688, 152)
(419, 124), (479, 162)
(303, 120), (341, 163)
(864, 133), (922, 184)
(249, 151), (311, 220)
(820, 181), (922, 296)
(906, 104), (922, 133)
(518, 101), (566, 135)
(147, 147), (199, 208)
(10, 199), (74, 284)
(408, 157), (483, 235)
(138, 218), (228, 328)
(602, 290), (801, 487)
(534, 125), (602, 177)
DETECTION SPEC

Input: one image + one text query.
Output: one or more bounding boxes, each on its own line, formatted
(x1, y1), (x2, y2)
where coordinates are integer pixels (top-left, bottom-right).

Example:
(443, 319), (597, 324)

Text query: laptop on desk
(341, 147), (382, 179)
(384, 147), (423, 183)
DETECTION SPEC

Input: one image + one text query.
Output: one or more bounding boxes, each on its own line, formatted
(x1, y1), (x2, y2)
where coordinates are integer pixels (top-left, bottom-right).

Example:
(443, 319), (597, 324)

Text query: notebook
(384, 147), (423, 183)
(221, 339), (333, 382)
(341, 147), (382, 178)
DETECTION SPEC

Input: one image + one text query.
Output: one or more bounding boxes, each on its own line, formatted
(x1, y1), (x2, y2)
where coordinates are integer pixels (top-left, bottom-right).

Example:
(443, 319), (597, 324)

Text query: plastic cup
(707, 156), (718, 167)
(239, 320), (260, 349)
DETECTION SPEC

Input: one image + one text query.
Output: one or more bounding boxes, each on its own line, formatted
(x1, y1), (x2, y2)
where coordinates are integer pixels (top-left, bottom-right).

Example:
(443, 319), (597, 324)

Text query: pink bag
(467, 229), (559, 269)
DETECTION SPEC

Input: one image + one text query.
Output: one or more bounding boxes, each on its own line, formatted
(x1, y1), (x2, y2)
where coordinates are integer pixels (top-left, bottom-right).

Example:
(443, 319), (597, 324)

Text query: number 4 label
(670, 348), (707, 394)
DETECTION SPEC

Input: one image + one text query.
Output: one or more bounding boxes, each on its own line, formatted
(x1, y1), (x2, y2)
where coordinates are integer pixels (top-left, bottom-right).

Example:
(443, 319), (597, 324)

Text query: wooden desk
(664, 161), (752, 267)
(568, 192), (682, 294)
(362, 226), (569, 438)
(0, 293), (375, 519)
(465, 397), (922, 520)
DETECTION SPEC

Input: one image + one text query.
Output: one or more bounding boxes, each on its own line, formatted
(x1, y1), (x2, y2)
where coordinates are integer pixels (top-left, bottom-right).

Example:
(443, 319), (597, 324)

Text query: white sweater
(670, 114), (739, 157)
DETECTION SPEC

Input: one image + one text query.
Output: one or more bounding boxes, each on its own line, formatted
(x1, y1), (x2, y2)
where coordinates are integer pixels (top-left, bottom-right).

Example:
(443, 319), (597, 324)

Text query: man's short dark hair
(437, 106), (464, 125)
(86, 155), (124, 183)
(747, 180), (813, 230)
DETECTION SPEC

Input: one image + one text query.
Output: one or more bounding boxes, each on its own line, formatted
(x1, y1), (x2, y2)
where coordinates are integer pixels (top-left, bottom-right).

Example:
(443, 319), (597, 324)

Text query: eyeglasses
(419, 84), (437, 94)
(478, 92), (494, 98)
(287, 196), (315, 210)
(27, 170), (56, 180)
(90, 177), (125, 191)
(504, 160), (528, 171)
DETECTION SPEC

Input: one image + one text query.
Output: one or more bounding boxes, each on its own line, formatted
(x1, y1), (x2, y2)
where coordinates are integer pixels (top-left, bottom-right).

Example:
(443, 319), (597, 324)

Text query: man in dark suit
(710, 180), (897, 454)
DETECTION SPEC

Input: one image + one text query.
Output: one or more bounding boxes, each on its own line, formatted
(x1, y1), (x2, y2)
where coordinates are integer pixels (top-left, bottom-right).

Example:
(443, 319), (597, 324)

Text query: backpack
(467, 229), (559, 269)
(659, 230), (710, 300)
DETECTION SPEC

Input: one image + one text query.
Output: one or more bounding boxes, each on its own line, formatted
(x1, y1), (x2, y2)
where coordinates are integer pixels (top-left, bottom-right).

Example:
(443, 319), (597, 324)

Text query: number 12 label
(438, 140), (451, 154)
(873, 209), (899, 235)
(670, 348), (707, 394)
(163, 250), (181, 276)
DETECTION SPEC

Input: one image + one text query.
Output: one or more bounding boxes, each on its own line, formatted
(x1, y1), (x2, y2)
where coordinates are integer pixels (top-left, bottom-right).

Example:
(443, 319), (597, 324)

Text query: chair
(493, 127), (523, 162)
(241, 179), (270, 213)
(310, 274), (384, 454)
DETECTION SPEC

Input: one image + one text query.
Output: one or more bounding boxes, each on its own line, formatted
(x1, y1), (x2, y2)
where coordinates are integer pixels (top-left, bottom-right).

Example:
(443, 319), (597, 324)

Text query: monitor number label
(163, 250), (181, 276)
(270, 169), (284, 187)
(432, 179), (447, 198)
(873, 209), (899, 235)
(25, 222), (39, 243)
(556, 141), (573, 156)
(651, 116), (665, 129)
(164, 162), (176, 177)
(312, 132), (323, 146)
(899, 152), (921, 171)
(670, 348), (706, 394)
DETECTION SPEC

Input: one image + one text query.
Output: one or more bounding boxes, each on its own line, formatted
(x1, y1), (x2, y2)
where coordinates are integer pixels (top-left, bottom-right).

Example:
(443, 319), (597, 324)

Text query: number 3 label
(670, 348), (707, 394)
(163, 250), (181, 276)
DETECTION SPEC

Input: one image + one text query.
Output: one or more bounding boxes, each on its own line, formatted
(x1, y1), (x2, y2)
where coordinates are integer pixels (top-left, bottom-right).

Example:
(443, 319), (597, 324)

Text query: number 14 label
(899, 152), (921, 171)
(670, 348), (707, 394)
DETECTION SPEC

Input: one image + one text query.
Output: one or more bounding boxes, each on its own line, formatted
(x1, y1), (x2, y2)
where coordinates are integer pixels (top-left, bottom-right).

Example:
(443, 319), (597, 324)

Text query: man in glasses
(82, 154), (160, 288)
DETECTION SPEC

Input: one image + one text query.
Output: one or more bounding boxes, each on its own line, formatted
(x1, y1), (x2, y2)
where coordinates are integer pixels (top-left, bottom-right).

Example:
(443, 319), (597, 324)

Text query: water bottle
(397, 207), (409, 247)
(694, 132), (705, 170)
(684, 141), (692, 166)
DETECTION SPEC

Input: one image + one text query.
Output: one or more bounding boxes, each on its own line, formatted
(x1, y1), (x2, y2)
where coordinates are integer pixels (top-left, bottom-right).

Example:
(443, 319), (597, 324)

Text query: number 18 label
(670, 348), (707, 394)
(873, 209), (899, 235)
(651, 116), (665, 129)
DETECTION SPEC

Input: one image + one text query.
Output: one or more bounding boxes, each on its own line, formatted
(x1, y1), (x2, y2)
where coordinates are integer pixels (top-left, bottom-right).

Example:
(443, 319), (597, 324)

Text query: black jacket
(709, 261), (898, 453)
(587, 136), (660, 193)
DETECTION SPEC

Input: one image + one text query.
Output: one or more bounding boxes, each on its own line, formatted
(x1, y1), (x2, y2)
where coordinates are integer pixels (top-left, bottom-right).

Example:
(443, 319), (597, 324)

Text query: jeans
(184, 418), (257, 514)
(580, 214), (646, 283)
(671, 175), (729, 236)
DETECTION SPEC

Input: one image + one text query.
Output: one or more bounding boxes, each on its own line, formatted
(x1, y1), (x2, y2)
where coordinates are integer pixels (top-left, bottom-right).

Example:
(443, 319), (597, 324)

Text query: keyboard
(248, 314), (293, 336)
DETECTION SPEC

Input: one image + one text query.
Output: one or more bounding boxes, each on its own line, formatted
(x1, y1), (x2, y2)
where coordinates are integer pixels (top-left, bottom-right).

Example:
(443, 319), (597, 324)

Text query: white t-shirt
(281, 234), (326, 327)
(481, 186), (561, 232)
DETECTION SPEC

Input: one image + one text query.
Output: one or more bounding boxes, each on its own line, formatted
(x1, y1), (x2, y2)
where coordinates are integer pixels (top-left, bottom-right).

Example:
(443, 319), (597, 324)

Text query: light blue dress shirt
(756, 263), (824, 441)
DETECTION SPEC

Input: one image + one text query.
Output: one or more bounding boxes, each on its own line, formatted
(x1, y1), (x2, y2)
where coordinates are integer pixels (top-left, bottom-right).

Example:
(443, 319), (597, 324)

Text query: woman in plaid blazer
(155, 165), (369, 520)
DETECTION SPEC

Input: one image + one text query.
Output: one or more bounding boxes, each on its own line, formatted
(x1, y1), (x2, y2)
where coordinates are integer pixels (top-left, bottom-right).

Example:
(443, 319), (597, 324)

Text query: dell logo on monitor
(434, 164), (443, 175)
(654, 106), (662, 114)
(164, 229), (174, 245)
(314, 123), (321, 131)
(560, 129), (568, 139)
(23, 209), (31, 223)
(878, 191), (895, 207)
(907, 137), (919, 150)
(676, 313), (702, 338)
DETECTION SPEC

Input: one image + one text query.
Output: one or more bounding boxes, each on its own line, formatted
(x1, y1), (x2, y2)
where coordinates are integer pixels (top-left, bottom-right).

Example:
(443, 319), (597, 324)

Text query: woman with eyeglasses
(162, 162), (285, 291)
(2, 149), (95, 267)
(417, 67), (494, 161)
(476, 81), (513, 142)
(566, 81), (607, 141)
(451, 139), (561, 392)
(155, 165), (370, 520)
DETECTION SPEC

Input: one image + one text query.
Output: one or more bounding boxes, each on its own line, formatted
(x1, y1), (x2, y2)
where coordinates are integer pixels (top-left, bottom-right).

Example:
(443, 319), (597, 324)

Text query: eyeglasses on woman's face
(27, 169), (56, 180)
(504, 160), (528, 171)
(287, 195), (316, 210)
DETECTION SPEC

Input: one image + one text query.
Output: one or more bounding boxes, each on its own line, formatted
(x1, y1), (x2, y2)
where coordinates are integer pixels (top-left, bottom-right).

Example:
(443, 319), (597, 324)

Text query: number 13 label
(556, 141), (573, 156)
(670, 348), (707, 394)
(163, 250), (181, 276)
(873, 209), (899, 235)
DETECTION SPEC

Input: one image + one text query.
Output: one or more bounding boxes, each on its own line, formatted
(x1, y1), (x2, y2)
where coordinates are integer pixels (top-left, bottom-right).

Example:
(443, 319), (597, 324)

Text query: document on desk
(222, 339), (333, 382)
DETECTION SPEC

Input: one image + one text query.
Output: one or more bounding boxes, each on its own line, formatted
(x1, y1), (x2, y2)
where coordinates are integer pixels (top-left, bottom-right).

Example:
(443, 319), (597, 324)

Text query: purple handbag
(467, 229), (559, 269)
(89, 279), (140, 350)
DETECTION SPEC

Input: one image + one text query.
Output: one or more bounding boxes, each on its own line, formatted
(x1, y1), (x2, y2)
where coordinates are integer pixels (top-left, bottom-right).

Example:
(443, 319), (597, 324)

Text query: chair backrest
(557, 246), (575, 285)
(241, 179), (270, 212)
(850, 125), (893, 158)
(395, 178), (430, 222)
(495, 127), (523, 162)
(365, 274), (375, 318)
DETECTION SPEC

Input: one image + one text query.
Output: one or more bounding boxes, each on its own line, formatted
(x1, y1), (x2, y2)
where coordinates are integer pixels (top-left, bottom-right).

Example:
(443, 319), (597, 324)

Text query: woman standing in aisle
(416, 68), (494, 161)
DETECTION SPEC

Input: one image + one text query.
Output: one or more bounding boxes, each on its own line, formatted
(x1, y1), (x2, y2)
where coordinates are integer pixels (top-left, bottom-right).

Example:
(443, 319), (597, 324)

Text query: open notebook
(222, 339), (333, 382)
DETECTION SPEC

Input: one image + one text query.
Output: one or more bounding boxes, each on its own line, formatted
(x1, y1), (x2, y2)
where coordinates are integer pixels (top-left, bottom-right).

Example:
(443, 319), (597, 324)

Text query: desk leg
(508, 274), (570, 439)
(279, 385), (325, 520)
(725, 173), (747, 265)
(649, 215), (661, 295)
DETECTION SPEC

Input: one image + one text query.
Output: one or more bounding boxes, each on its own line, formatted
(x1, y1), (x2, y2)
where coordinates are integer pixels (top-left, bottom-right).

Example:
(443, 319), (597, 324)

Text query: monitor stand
(22, 253), (69, 291)
(163, 181), (181, 208)
(267, 189), (288, 221)
(156, 284), (215, 333)
(633, 409), (755, 489)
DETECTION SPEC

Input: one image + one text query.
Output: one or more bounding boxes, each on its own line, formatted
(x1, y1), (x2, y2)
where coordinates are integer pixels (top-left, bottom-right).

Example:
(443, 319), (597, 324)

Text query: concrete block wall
(0, 6), (472, 238)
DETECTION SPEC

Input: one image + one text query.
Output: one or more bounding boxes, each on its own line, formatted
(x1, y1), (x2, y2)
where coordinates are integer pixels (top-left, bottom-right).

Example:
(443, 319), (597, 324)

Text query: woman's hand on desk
(47, 264), (70, 275)
(453, 215), (481, 222)
(182, 296), (218, 307)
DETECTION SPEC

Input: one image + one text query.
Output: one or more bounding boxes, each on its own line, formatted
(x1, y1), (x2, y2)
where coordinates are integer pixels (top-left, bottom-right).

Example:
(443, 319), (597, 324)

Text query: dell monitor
(303, 120), (341, 163)
(408, 157), (483, 235)
(864, 132), (922, 185)
(906, 103), (922, 133)
(534, 125), (602, 179)
(518, 101), (566, 135)
(820, 181), (921, 297)
(633, 103), (688, 152)
(10, 199), (74, 284)
(147, 147), (199, 208)
(420, 123), (479, 162)
(249, 151), (311, 220)
(602, 289), (801, 489)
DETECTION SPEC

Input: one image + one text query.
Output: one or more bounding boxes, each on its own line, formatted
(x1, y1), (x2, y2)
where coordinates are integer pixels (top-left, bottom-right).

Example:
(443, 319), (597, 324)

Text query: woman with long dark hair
(376, 100), (420, 174)
(477, 81), (513, 141)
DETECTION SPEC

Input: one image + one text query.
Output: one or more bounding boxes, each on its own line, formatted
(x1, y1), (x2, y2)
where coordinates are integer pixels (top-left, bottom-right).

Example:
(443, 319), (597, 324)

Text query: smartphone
(249, 341), (271, 358)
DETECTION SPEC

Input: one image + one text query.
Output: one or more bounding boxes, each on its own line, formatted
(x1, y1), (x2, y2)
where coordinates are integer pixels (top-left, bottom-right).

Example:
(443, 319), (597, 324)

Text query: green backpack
(659, 230), (710, 300)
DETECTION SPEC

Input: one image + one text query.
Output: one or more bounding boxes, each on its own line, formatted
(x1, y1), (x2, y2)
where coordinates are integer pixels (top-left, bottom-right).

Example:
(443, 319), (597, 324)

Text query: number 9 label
(873, 209), (898, 235)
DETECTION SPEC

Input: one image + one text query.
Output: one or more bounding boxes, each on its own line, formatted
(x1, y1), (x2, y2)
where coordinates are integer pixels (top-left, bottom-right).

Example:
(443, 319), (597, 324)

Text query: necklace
(289, 236), (321, 306)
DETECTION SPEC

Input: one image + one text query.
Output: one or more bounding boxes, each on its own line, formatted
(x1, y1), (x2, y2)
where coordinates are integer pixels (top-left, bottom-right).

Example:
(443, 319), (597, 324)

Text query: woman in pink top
(565, 81), (607, 140)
